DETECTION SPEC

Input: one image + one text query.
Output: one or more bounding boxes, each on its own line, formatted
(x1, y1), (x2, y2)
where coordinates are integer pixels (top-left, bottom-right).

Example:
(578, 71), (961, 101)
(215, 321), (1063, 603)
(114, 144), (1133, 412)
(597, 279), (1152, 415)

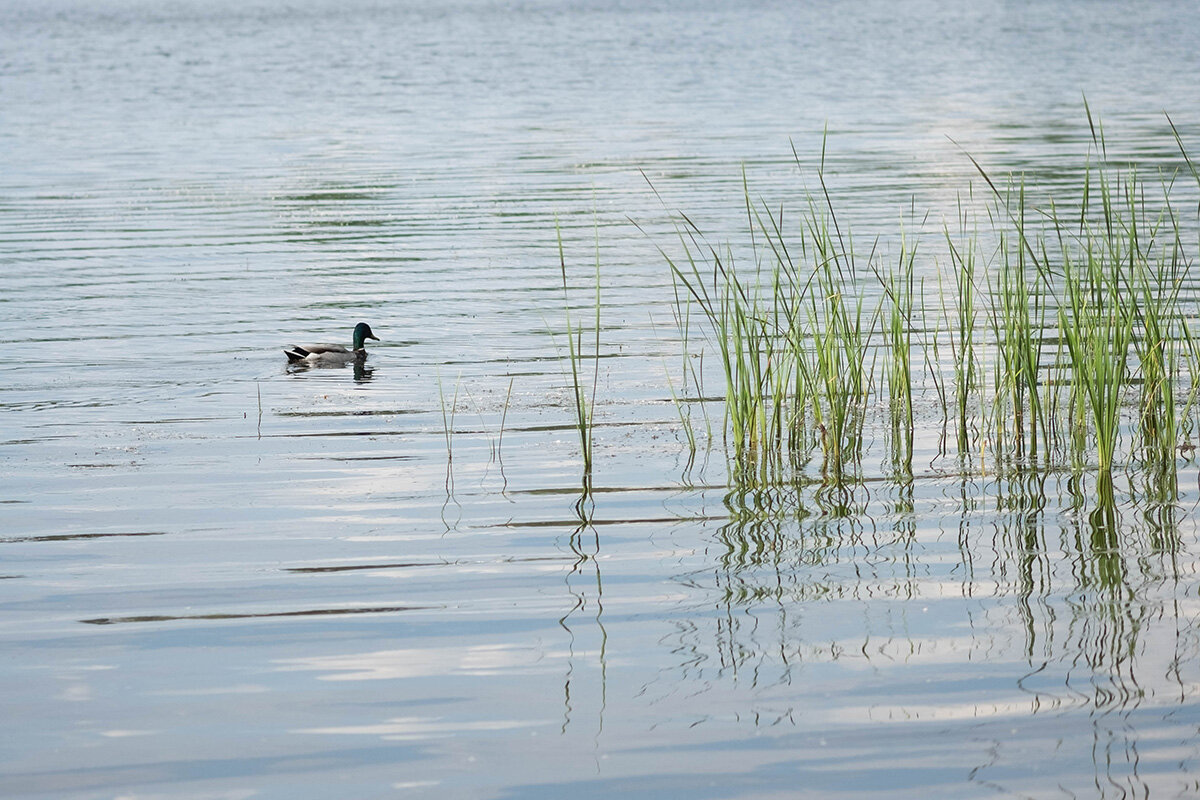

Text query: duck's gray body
(285, 322), (379, 364)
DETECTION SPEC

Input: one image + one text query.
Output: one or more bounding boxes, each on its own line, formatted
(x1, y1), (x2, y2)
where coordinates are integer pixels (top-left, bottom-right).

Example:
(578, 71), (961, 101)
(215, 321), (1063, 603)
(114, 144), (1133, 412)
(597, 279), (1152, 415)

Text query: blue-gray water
(5, 1), (1200, 797)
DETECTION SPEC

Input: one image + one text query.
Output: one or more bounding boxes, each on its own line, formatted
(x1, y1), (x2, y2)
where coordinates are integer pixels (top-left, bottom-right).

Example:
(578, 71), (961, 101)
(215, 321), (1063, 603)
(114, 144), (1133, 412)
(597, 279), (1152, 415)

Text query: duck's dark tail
(283, 346), (310, 363)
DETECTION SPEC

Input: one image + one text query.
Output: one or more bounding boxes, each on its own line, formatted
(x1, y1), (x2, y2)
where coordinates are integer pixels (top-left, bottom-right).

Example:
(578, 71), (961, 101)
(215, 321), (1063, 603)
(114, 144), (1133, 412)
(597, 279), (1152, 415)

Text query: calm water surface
(5, 1), (1200, 797)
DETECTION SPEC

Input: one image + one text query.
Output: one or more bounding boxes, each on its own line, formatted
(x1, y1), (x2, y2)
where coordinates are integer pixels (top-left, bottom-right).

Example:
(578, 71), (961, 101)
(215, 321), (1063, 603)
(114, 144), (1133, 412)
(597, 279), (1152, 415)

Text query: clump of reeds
(654, 151), (878, 486)
(943, 197), (981, 453)
(648, 113), (1199, 507)
(802, 213), (873, 483)
(986, 192), (1051, 464)
(966, 109), (1194, 490)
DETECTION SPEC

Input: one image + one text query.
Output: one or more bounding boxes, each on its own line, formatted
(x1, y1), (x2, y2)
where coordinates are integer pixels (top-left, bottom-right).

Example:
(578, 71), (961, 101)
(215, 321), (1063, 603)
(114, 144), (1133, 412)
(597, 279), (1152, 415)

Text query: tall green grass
(943, 200), (981, 453)
(557, 220), (601, 491)
(655, 152), (878, 486)
(877, 231), (917, 474)
(649, 115), (1200, 504)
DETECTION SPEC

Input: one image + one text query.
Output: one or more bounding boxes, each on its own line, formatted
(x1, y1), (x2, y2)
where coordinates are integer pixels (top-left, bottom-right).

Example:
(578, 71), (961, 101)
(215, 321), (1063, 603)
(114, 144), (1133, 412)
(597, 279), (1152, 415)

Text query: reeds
(944, 200), (980, 452)
(648, 114), (1199, 505)
(803, 217), (872, 482)
(986, 196), (1050, 463)
(1055, 229), (1133, 476)
(657, 154), (877, 486)
(878, 231), (916, 474)
(557, 219), (601, 490)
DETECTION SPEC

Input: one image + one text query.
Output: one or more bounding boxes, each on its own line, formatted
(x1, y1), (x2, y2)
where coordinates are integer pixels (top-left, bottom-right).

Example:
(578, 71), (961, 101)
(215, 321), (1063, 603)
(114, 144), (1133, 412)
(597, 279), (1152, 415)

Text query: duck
(284, 322), (379, 364)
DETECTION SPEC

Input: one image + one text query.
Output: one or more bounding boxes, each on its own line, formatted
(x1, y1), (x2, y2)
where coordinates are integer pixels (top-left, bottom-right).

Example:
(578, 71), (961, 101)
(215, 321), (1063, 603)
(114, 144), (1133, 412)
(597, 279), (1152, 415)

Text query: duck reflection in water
(284, 358), (375, 383)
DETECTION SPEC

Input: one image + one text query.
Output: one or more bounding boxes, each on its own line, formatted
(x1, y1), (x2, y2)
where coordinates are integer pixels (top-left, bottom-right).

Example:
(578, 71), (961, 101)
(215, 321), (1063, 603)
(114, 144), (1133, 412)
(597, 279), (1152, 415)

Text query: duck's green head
(353, 322), (380, 350)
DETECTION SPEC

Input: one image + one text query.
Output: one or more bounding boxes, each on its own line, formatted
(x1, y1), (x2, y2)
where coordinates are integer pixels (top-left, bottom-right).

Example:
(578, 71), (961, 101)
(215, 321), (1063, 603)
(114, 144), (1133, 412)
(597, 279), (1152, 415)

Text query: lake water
(5, 1), (1200, 797)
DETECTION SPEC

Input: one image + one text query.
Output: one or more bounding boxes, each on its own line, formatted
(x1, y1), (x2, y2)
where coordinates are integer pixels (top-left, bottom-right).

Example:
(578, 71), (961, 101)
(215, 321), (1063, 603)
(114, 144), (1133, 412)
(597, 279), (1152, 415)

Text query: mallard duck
(284, 322), (379, 364)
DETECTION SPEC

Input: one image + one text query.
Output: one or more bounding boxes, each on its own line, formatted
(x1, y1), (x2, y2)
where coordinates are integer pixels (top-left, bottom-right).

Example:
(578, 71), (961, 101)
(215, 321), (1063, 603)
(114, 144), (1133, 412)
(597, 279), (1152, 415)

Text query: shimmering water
(5, 1), (1200, 797)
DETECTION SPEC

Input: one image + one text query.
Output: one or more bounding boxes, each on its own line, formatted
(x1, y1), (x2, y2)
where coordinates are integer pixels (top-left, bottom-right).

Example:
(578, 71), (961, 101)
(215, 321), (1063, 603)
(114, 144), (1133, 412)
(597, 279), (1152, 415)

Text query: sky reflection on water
(4, 0), (1200, 797)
